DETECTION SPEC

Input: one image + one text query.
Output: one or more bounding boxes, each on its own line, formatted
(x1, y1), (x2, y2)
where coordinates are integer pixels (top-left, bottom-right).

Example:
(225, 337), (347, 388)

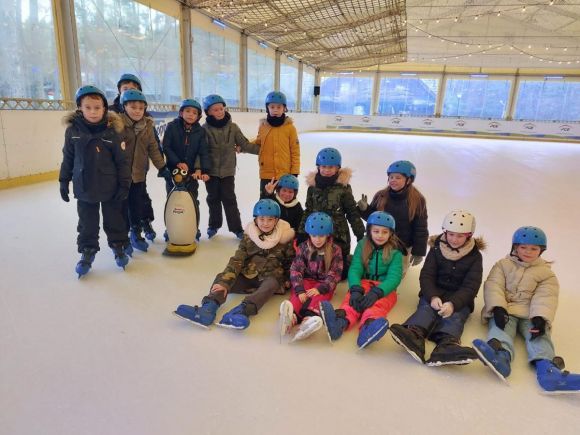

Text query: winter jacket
(290, 240), (343, 295)
(59, 111), (130, 203)
(299, 168), (366, 255)
(419, 234), (485, 313)
(120, 113), (166, 183)
(481, 255), (559, 325)
(361, 187), (428, 256)
(213, 219), (296, 294)
(265, 191), (304, 232)
(110, 100), (163, 151)
(203, 117), (252, 178)
(348, 238), (403, 297)
(251, 117), (300, 179)
(162, 117), (210, 174)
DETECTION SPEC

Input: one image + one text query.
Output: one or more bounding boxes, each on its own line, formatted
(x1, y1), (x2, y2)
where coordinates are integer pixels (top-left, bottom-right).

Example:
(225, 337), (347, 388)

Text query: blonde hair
(375, 184), (426, 221)
(361, 228), (401, 270)
(307, 237), (334, 272)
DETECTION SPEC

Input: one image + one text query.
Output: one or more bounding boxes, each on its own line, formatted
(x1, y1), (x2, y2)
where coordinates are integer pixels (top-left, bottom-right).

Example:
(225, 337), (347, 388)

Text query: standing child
(358, 160), (428, 271)
(390, 210), (484, 366)
(279, 212), (343, 342)
(299, 147), (365, 278)
(109, 73), (141, 114)
(263, 174), (304, 232)
(320, 211), (403, 349)
(59, 85), (131, 276)
(162, 99), (210, 241)
(472, 227), (580, 393)
(174, 199), (295, 330)
(202, 94), (252, 240)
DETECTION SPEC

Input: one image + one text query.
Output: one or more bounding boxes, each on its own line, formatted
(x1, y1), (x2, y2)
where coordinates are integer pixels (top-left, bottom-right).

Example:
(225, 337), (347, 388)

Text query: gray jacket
(202, 118), (253, 178)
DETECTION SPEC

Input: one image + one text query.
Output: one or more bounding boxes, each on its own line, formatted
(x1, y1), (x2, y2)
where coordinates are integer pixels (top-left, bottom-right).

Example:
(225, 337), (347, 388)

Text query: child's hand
(306, 288), (320, 297)
(193, 169), (202, 179)
(438, 302), (454, 318)
(529, 316), (546, 339)
(298, 293), (308, 303)
(177, 162), (188, 172)
(265, 177), (278, 194)
(200, 174), (210, 182)
(430, 297), (443, 310)
(210, 283), (228, 296)
(357, 194), (368, 211)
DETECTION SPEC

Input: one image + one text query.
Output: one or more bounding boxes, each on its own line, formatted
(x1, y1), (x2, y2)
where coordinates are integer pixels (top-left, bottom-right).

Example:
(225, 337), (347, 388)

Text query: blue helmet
(277, 174), (299, 191)
(117, 73), (142, 91)
(120, 89), (147, 106)
(316, 147), (342, 167)
(387, 160), (417, 181)
(367, 211), (396, 230)
(253, 199), (281, 218)
(75, 85), (107, 107)
(265, 91), (287, 106)
(305, 212), (333, 236)
(203, 94), (226, 112)
(512, 226), (547, 248)
(180, 98), (202, 113)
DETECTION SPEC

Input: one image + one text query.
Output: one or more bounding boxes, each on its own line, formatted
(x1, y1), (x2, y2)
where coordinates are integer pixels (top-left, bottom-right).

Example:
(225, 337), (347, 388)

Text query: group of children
(58, 74), (580, 394)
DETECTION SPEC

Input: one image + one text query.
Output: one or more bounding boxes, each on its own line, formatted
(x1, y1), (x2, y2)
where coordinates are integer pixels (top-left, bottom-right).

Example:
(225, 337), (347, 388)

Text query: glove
(348, 285), (365, 312)
(158, 166), (172, 182)
(530, 316), (546, 340)
(113, 188), (129, 201)
(409, 255), (423, 266)
(359, 286), (384, 311)
(357, 194), (368, 211)
(59, 181), (70, 202)
(492, 306), (509, 330)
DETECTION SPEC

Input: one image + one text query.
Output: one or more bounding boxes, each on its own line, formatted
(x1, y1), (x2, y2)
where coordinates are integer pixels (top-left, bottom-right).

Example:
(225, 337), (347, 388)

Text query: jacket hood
(63, 111), (124, 133)
(429, 234), (486, 251)
(305, 167), (353, 187)
(245, 219), (295, 249)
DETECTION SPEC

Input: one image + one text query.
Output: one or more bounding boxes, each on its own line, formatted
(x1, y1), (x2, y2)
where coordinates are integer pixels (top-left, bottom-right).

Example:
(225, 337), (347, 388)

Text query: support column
(314, 68), (321, 113)
(371, 70), (381, 115)
(52, 0), (81, 101)
(435, 68), (446, 117)
(506, 69), (520, 121)
(180, 4), (193, 98)
(240, 33), (248, 110)
(275, 50), (281, 91)
(297, 61), (304, 112)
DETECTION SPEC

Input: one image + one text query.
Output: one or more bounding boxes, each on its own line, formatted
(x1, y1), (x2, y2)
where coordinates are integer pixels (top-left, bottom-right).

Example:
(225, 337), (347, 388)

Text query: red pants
(289, 278), (335, 318)
(339, 279), (398, 330)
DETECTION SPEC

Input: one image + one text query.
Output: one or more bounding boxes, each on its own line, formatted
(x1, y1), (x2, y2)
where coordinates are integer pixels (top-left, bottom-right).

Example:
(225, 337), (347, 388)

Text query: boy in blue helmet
(263, 173), (304, 232)
(109, 73), (142, 114)
(174, 199), (295, 330)
(59, 85), (131, 277)
(472, 226), (580, 393)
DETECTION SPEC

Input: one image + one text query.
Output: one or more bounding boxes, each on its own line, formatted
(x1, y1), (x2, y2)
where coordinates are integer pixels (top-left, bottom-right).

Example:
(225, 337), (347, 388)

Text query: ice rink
(1, 131), (580, 434)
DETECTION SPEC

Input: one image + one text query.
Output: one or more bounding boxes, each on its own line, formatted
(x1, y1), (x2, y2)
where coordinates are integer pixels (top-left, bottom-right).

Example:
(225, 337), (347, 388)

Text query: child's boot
(279, 300), (296, 339)
(207, 228), (218, 239)
(75, 247), (97, 278)
(218, 303), (251, 330)
(472, 338), (511, 381)
(141, 219), (156, 241)
(130, 225), (148, 252)
(291, 316), (323, 342)
(390, 324), (426, 364)
(536, 357), (580, 394)
(174, 299), (219, 329)
(426, 335), (478, 367)
(357, 317), (389, 349)
(111, 243), (129, 269)
(320, 302), (349, 342)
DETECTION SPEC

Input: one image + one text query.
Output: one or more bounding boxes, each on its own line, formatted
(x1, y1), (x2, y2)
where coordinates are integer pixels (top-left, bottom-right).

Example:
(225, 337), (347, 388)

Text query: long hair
(361, 229), (401, 270)
(375, 184), (426, 221)
(306, 237), (335, 272)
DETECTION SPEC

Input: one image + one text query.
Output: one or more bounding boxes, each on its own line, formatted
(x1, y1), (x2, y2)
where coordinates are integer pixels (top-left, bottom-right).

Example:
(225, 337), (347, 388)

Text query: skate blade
(540, 389), (580, 395)
(426, 358), (475, 367)
(357, 322), (389, 351)
(290, 324), (322, 343)
(473, 345), (510, 385)
(172, 311), (210, 330)
(215, 322), (246, 330)
(389, 331), (424, 364)
(319, 308), (335, 345)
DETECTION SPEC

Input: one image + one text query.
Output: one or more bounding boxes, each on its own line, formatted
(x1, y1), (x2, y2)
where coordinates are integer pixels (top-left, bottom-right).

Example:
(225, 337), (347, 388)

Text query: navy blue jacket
(162, 117), (210, 174)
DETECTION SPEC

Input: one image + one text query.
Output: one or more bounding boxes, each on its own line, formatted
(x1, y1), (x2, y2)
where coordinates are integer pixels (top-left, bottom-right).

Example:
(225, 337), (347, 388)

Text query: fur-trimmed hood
(428, 234), (486, 251)
(62, 111), (124, 133)
(245, 218), (295, 250)
(305, 167), (353, 187)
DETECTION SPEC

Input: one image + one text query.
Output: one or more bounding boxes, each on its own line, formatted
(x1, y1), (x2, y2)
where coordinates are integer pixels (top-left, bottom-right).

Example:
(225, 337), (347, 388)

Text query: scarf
(315, 171), (339, 189)
(206, 111), (231, 128)
(266, 113), (286, 127)
(439, 233), (475, 261)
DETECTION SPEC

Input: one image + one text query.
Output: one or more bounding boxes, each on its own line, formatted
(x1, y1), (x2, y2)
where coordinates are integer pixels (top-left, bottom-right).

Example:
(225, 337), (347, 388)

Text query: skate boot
(195, 229), (201, 243)
(163, 230), (169, 242)
(141, 219), (156, 241)
(235, 231), (244, 240)
(426, 336), (478, 367)
(536, 357), (580, 394)
(217, 303), (250, 330)
(357, 318), (389, 349)
(130, 226), (148, 252)
(320, 302), (348, 343)
(390, 324), (426, 364)
(111, 243), (129, 270)
(472, 338), (511, 382)
(207, 228), (218, 239)
(75, 247), (97, 278)
(124, 243), (133, 258)
(279, 300), (296, 340)
(291, 316), (323, 343)
(174, 299), (219, 329)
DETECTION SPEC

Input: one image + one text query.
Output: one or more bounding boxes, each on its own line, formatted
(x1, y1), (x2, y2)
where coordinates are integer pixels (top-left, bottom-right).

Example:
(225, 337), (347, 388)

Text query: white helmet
(442, 210), (476, 234)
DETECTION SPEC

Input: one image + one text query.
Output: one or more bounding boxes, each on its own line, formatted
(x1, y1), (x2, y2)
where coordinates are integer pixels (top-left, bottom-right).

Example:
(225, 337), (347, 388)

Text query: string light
(522, 5), (526, 12)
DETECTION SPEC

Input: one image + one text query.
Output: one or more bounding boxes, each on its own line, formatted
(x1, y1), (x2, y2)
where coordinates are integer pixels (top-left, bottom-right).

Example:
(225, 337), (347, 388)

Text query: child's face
(319, 165), (339, 177)
(310, 235), (328, 249)
(79, 95), (105, 124)
(207, 103), (226, 120)
(370, 225), (391, 246)
(125, 101), (146, 122)
(446, 231), (469, 249)
(119, 82), (138, 93)
(278, 187), (295, 202)
(181, 107), (199, 124)
(256, 216), (278, 233)
(267, 103), (285, 117)
(515, 244), (542, 263)
(388, 173), (408, 191)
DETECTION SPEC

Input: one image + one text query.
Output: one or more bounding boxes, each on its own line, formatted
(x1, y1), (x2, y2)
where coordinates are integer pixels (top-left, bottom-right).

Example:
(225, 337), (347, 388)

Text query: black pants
(205, 176), (242, 233)
(166, 178), (201, 231)
(124, 181), (154, 228)
(77, 199), (128, 252)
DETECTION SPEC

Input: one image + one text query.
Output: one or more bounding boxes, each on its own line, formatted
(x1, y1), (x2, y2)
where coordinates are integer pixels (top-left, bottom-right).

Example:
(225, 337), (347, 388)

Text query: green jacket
(348, 238), (403, 296)
(202, 116), (252, 178)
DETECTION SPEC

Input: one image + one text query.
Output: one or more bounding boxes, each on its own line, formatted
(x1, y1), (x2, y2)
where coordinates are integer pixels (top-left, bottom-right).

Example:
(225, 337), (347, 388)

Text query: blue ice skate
(472, 338), (511, 383)
(357, 318), (389, 349)
(111, 244), (129, 270)
(75, 248), (97, 278)
(174, 300), (219, 329)
(217, 304), (250, 330)
(207, 228), (218, 239)
(536, 358), (580, 394)
(130, 227), (148, 252)
(141, 219), (156, 241)
(320, 301), (347, 343)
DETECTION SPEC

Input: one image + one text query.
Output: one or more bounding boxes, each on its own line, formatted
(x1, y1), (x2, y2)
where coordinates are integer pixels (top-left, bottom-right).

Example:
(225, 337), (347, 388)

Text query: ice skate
(217, 304), (250, 330)
(389, 324), (426, 364)
(472, 338), (511, 383)
(320, 302), (347, 343)
(536, 358), (580, 394)
(291, 316), (323, 342)
(174, 300), (219, 329)
(111, 243), (129, 270)
(75, 248), (97, 278)
(357, 318), (389, 349)
(426, 340), (478, 367)
(130, 226), (148, 252)
(141, 219), (156, 241)
(279, 300), (296, 341)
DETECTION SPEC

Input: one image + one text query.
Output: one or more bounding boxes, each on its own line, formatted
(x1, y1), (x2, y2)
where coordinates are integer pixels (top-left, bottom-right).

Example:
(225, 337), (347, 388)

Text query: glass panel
(320, 75), (372, 115)
(247, 48), (274, 109)
(378, 76), (438, 116)
(514, 80), (580, 122)
(280, 63), (298, 110)
(442, 78), (511, 119)
(301, 70), (315, 112)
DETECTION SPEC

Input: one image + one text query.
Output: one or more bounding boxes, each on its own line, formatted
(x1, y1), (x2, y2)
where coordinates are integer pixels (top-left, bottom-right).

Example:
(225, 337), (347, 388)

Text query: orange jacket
(253, 117), (300, 179)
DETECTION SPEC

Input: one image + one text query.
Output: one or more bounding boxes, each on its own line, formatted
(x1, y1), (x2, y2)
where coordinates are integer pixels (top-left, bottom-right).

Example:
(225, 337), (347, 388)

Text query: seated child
(263, 174), (304, 232)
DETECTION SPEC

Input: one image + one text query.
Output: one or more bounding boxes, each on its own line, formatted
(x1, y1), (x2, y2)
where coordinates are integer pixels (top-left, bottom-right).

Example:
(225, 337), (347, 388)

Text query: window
(320, 74), (372, 115)
(301, 68), (315, 112)
(247, 48), (275, 109)
(378, 76), (439, 116)
(280, 62), (298, 110)
(514, 79), (580, 122)
(75, 0), (181, 103)
(0, 0), (60, 99)
(442, 77), (512, 119)
(192, 27), (239, 106)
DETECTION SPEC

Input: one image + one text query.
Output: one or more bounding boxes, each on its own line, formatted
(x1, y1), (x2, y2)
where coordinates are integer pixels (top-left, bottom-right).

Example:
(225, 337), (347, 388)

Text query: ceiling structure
(183, 1), (580, 71)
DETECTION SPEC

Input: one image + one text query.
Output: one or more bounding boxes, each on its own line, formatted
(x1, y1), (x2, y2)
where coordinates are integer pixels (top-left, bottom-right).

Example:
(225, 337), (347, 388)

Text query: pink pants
(339, 279), (398, 330)
(289, 278), (335, 318)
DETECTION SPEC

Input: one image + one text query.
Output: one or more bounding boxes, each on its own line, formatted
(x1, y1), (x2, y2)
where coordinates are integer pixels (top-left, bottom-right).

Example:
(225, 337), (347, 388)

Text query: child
(299, 147), (365, 278)
(358, 160), (428, 271)
(202, 94), (252, 240)
(250, 91), (300, 197)
(109, 73), (141, 114)
(473, 226), (580, 393)
(59, 85), (131, 276)
(390, 210), (484, 366)
(263, 174), (304, 232)
(119, 89), (171, 252)
(162, 99), (210, 241)
(174, 199), (295, 330)
(279, 212), (343, 342)
(320, 211), (403, 349)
